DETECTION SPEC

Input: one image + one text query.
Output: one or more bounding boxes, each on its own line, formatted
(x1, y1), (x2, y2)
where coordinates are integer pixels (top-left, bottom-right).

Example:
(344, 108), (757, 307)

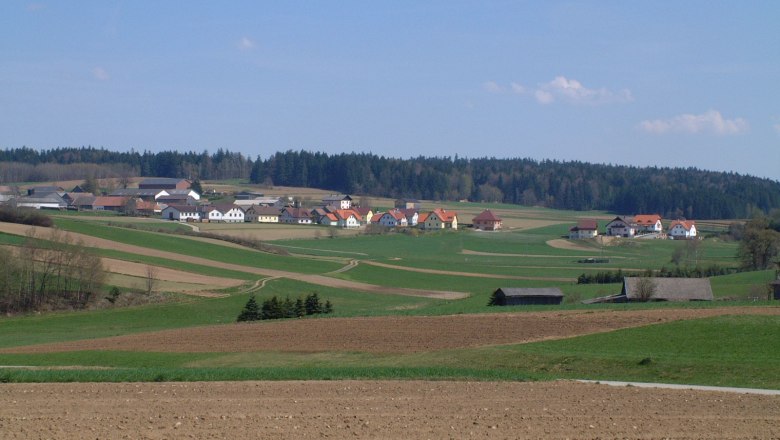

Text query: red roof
(669, 220), (695, 231)
(634, 214), (661, 225)
(92, 196), (127, 207)
(283, 207), (311, 219)
(570, 219), (598, 231)
(335, 209), (361, 222)
(472, 209), (501, 222)
(431, 208), (457, 222)
(384, 209), (406, 221)
(353, 206), (372, 216)
(418, 212), (429, 223)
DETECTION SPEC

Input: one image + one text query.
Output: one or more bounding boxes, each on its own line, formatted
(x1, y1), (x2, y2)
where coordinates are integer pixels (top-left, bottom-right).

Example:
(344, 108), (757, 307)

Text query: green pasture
(52, 217), (344, 274)
(2, 314), (778, 388)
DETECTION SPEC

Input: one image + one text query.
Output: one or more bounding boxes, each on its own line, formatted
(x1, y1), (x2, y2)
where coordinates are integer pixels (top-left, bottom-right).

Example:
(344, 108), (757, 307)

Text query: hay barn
(584, 277), (713, 303)
(491, 288), (564, 306)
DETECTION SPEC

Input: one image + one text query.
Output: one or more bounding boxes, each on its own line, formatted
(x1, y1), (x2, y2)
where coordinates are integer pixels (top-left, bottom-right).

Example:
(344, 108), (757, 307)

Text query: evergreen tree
(304, 292), (322, 315)
(324, 299), (333, 314)
(237, 294), (261, 322)
(294, 298), (306, 317)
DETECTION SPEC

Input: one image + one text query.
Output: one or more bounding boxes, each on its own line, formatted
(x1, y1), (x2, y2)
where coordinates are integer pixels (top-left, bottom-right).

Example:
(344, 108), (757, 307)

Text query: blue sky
(2, 1), (779, 180)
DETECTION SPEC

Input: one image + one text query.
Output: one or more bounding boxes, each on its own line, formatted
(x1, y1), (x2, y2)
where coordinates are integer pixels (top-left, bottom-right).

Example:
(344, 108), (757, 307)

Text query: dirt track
(1, 380), (778, 439)
(5, 307), (779, 354)
(0, 222), (466, 300)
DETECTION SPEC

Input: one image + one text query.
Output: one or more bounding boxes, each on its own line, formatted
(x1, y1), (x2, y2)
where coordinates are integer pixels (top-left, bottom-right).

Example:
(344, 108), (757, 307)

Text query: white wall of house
(669, 224), (697, 239)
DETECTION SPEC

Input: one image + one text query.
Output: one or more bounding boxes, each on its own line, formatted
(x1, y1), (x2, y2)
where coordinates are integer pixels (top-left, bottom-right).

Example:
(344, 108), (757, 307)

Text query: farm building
(584, 277), (713, 303)
(770, 280), (780, 300)
(634, 214), (663, 234)
(138, 178), (191, 190)
(605, 216), (636, 237)
(490, 288), (564, 306)
(569, 219), (598, 239)
(321, 194), (353, 210)
(472, 209), (503, 231)
(668, 220), (697, 239)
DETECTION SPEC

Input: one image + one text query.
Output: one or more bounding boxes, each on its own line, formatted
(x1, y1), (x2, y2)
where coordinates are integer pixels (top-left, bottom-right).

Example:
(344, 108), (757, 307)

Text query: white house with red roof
(162, 204), (201, 222)
(472, 209), (502, 231)
(569, 219), (599, 239)
(634, 214), (663, 233)
(668, 220), (697, 239)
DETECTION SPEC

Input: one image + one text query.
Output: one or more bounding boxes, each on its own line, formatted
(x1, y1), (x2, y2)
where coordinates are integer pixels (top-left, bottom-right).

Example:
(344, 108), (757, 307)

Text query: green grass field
(1, 201), (776, 387)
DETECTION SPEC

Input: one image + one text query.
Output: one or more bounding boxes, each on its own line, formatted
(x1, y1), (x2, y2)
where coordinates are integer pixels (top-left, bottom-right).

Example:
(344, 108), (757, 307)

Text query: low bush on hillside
(237, 292), (333, 322)
(0, 206), (53, 227)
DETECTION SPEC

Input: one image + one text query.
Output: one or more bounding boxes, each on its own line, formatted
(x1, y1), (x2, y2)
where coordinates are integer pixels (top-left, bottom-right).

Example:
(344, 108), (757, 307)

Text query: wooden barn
(491, 288), (564, 306)
(584, 277), (713, 303)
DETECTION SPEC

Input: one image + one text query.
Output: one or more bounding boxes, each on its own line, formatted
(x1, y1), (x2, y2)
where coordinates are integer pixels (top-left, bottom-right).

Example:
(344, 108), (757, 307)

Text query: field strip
(546, 238), (601, 251)
(461, 249), (626, 259)
(2, 380), (778, 439)
(327, 259), (359, 274)
(5, 306), (778, 354)
(271, 243), (369, 256)
(577, 380), (780, 395)
(363, 260), (575, 282)
(101, 258), (243, 289)
(0, 222), (464, 300)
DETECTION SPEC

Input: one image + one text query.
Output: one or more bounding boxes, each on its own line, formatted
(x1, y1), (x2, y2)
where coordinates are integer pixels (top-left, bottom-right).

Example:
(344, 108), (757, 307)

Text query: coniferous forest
(2, 146), (779, 219)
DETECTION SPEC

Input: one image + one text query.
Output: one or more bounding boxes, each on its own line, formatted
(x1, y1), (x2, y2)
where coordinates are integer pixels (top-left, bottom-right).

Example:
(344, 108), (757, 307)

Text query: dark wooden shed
(770, 280), (780, 300)
(583, 277), (713, 304)
(491, 288), (564, 306)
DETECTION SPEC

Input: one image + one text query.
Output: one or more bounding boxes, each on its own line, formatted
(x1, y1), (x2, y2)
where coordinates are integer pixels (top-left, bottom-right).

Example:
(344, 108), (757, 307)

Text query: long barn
(491, 288), (564, 306)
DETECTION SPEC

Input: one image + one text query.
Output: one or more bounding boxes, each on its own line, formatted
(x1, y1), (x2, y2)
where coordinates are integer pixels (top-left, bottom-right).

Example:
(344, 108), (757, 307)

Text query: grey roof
(495, 287), (564, 297)
(16, 195), (68, 207)
(139, 178), (188, 186)
(165, 189), (197, 195)
(246, 205), (281, 215)
(623, 277), (713, 301)
(322, 194), (352, 202)
(110, 188), (162, 197)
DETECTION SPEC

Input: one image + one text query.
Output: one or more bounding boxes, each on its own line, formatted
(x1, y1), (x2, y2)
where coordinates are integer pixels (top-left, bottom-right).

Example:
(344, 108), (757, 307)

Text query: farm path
(2, 380), (779, 439)
(461, 248), (626, 259)
(363, 260), (575, 282)
(5, 306), (779, 354)
(0, 222), (465, 300)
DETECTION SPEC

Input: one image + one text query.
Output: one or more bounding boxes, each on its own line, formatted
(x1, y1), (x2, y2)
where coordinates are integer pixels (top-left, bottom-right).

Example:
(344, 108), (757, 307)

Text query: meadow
(0, 200), (777, 388)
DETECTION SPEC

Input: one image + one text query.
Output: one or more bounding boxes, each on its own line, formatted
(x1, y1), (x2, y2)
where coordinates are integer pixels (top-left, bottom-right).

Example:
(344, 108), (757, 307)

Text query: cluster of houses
(162, 193), (505, 232)
(569, 214), (698, 240)
(0, 178), (197, 215)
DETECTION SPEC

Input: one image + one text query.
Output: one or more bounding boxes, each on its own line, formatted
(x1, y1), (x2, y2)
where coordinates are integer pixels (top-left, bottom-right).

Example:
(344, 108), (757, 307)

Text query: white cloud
(238, 36), (256, 51)
(639, 110), (749, 135)
(482, 81), (503, 94)
(510, 82), (526, 94)
(536, 76), (633, 105)
(92, 67), (110, 81)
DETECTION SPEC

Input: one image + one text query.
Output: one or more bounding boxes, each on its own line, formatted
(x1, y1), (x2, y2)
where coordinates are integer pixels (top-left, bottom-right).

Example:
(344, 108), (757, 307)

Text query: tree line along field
(0, 196), (778, 390)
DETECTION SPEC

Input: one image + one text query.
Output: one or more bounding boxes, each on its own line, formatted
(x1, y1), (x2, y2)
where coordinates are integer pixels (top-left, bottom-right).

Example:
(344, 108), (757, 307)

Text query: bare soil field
(5, 307), (778, 354)
(1, 380), (778, 439)
(546, 238), (599, 251)
(101, 258), (244, 290)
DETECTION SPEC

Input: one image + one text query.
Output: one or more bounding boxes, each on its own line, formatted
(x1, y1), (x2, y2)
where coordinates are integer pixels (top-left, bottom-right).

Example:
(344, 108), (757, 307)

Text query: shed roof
(495, 287), (564, 297)
(623, 277), (712, 301)
(570, 219), (598, 231)
(473, 209), (502, 222)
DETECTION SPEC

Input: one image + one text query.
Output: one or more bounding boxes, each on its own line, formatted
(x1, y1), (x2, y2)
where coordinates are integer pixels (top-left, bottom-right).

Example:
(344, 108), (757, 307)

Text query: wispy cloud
(238, 36), (256, 51)
(482, 81), (503, 94)
(26, 3), (45, 12)
(483, 76), (631, 105)
(639, 110), (749, 135)
(92, 67), (110, 81)
(535, 76), (633, 105)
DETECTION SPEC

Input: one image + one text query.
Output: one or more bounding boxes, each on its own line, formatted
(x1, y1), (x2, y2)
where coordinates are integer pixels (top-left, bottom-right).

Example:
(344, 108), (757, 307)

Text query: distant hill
(2, 147), (779, 219)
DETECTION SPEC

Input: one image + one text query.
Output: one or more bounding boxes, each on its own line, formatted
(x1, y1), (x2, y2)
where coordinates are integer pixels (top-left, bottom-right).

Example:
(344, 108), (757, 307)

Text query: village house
(244, 205), (281, 223)
(91, 196), (128, 211)
(668, 220), (697, 239)
(280, 207), (313, 224)
(605, 216), (636, 237)
(352, 206), (374, 225)
(334, 209), (362, 228)
(569, 219), (599, 239)
(420, 208), (458, 230)
(138, 178), (191, 190)
(205, 205), (245, 223)
(321, 194), (353, 210)
(400, 208), (419, 226)
(634, 214), (663, 234)
(378, 209), (408, 227)
(472, 209), (503, 231)
(395, 198), (422, 210)
(161, 204), (201, 222)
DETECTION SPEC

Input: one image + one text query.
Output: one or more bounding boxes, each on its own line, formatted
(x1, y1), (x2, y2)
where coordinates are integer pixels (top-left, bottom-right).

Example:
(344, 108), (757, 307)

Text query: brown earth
(0, 222), (466, 300)
(546, 238), (598, 251)
(101, 258), (244, 289)
(1, 380), (778, 439)
(4, 306), (779, 355)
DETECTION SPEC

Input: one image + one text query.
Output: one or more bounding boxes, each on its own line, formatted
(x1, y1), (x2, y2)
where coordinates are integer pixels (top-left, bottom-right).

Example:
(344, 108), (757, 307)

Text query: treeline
(576, 265), (736, 284)
(3, 147), (780, 219)
(0, 146), (251, 182)
(0, 228), (106, 313)
(237, 293), (332, 322)
(249, 151), (780, 219)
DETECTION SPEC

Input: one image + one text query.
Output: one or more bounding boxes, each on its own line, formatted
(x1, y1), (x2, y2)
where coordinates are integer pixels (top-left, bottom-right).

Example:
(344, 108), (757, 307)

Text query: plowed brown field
(4, 306), (779, 354)
(1, 380), (778, 439)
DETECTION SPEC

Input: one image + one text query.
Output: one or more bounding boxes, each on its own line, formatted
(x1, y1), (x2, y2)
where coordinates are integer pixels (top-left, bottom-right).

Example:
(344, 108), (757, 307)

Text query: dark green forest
(2, 147), (779, 219)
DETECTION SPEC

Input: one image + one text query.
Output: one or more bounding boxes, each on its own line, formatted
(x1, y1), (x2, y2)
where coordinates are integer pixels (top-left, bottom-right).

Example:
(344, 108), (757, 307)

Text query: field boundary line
(576, 380), (780, 395)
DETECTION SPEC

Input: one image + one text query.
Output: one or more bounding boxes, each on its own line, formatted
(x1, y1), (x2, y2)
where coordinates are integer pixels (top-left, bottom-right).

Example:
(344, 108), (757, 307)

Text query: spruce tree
(237, 294), (261, 322)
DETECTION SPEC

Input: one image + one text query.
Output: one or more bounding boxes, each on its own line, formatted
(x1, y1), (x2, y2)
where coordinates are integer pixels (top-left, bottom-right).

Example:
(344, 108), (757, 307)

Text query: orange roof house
(472, 209), (502, 230)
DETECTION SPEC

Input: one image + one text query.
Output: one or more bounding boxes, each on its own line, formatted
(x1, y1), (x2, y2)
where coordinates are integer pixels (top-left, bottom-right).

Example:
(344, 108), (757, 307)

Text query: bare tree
(145, 265), (158, 295)
(635, 277), (657, 302)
